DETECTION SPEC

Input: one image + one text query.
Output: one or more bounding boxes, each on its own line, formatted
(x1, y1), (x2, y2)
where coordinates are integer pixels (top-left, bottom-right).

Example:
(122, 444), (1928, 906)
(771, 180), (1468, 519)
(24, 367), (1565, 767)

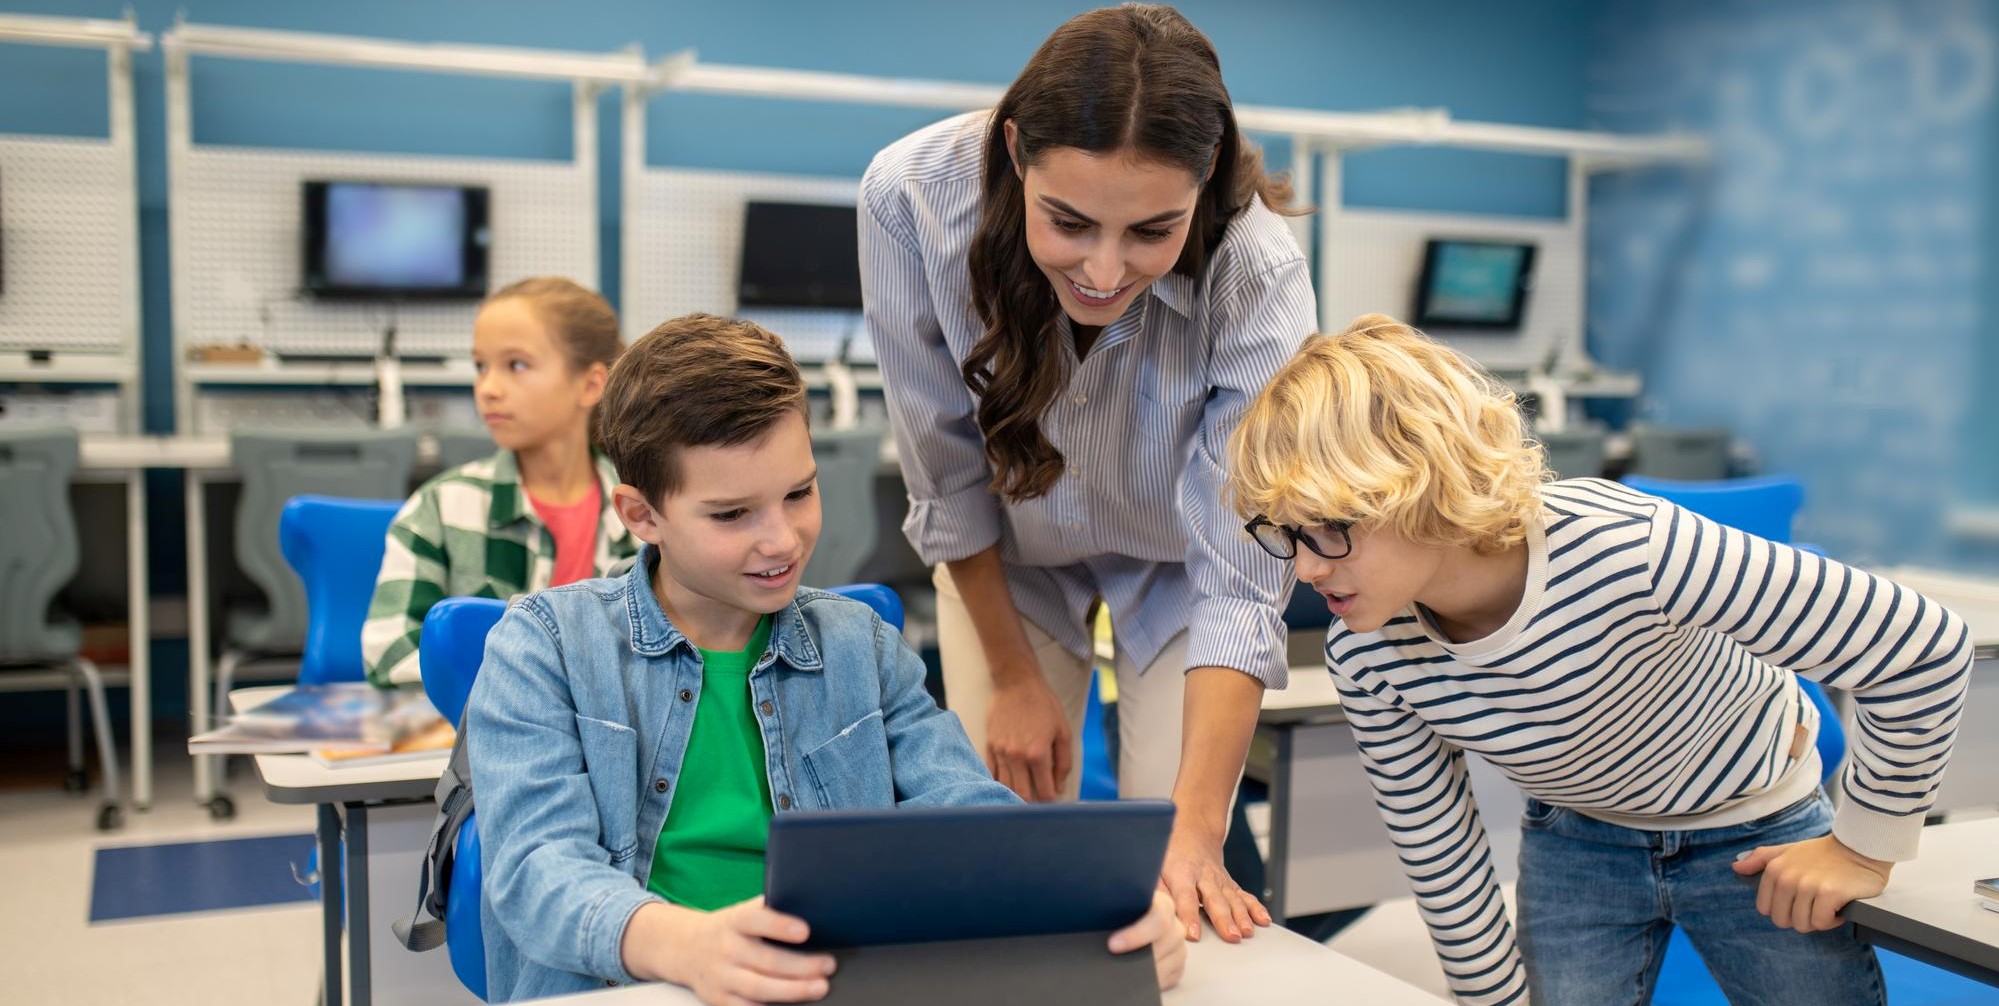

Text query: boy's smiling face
(611, 409), (821, 649)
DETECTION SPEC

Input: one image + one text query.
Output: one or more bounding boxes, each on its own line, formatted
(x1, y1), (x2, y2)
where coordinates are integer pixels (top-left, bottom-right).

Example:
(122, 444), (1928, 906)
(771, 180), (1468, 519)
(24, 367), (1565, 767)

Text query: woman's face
(1008, 121), (1203, 329)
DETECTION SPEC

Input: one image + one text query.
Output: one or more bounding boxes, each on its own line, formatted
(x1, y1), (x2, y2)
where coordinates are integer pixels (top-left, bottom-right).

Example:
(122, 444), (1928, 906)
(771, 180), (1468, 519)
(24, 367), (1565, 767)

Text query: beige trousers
(932, 564), (1188, 801)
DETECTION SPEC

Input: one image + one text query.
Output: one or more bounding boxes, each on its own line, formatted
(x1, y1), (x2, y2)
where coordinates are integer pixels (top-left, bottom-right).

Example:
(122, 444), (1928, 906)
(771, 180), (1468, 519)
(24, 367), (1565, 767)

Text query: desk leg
(1266, 726), (1292, 926)
(345, 802), (372, 1006)
(186, 474), (216, 806)
(126, 469), (151, 810)
(318, 804), (344, 1006)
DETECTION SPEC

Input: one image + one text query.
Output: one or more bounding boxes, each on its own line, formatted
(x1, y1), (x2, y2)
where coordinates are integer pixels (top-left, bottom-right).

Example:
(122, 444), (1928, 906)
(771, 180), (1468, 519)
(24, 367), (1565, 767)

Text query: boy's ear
(611, 483), (665, 545)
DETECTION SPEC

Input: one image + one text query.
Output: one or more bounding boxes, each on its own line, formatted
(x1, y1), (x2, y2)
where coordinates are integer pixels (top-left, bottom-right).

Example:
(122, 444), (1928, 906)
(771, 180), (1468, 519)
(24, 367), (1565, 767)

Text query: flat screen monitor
(1412, 238), (1536, 330)
(303, 180), (490, 299)
(737, 201), (863, 310)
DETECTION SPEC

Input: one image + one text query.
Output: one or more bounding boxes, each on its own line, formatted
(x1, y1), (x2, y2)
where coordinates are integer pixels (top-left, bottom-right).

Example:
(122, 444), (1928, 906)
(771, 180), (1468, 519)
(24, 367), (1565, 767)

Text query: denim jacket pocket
(574, 714), (641, 863)
(799, 710), (894, 809)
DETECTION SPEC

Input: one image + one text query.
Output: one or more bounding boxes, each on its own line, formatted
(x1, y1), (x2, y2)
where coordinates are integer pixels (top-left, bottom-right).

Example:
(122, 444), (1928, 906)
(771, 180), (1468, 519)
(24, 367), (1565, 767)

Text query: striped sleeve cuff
(1185, 595), (1288, 688)
(1831, 790), (1925, 862)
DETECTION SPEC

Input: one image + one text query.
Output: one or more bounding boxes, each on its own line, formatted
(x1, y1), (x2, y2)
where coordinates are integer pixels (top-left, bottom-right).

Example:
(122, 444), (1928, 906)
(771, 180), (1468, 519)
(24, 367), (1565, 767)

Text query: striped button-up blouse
(859, 111), (1316, 687)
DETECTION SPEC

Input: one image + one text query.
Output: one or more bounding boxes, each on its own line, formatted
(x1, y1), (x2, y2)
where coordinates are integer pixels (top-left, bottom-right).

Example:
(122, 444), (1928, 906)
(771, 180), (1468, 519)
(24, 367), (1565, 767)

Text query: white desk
(72, 435), (217, 810)
(1251, 665), (1525, 921)
(1848, 818), (1999, 987)
(525, 920), (1446, 1005)
(233, 684), (469, 1006)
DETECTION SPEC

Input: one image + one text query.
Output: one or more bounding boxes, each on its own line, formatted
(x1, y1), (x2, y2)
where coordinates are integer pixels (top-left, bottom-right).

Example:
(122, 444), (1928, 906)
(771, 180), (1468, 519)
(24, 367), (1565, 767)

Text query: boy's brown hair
(597, 313), (808, 505)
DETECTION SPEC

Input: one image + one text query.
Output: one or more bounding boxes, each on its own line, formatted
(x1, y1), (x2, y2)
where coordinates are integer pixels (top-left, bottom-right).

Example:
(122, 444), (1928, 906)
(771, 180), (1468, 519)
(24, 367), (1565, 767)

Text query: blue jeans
(1516, 790), (1885, 1006)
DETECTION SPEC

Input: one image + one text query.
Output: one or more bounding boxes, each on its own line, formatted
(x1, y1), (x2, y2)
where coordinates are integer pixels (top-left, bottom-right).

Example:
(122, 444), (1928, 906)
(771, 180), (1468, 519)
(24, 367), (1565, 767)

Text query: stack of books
(189, 683), (454, 768)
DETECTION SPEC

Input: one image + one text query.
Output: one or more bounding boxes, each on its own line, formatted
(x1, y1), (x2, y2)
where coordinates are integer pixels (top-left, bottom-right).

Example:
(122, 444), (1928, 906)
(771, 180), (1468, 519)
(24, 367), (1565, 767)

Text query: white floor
(0, 740), (1468, 1006)
(0, 745), (323, 1006)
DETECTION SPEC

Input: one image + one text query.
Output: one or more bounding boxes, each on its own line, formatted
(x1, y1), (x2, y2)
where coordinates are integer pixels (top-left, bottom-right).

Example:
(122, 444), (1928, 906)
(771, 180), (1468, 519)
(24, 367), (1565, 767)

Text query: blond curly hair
(1226, 313), (1549, 554)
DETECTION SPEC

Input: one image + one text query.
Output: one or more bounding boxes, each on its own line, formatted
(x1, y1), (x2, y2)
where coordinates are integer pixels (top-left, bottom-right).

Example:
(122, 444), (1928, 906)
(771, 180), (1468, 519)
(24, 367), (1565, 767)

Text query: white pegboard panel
(0, 389), (122, 433)
(190, 386), (481, 435)
(0, 136), (134, 354)
(625, 168), (863, 361)
(175, 146), (595, 358)
(1317, 208), (1581, 374)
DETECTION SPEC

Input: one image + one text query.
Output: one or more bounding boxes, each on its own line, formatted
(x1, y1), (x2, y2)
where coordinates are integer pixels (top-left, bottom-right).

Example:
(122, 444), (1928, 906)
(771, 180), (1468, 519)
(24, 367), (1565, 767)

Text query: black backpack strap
(393, 714), (475, 952)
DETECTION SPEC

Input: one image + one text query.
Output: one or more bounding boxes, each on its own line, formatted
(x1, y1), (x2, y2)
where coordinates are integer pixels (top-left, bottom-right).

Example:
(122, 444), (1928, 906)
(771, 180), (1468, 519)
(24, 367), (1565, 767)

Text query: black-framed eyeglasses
(1245, 515), (1353, 561)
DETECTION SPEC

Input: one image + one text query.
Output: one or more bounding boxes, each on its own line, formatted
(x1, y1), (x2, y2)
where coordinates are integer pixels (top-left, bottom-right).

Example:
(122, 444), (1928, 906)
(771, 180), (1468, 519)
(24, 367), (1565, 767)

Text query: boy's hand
(1732, 835), (1893, 934)
(1109, 890), (1189, 991)
(628, 897), (836, 1006)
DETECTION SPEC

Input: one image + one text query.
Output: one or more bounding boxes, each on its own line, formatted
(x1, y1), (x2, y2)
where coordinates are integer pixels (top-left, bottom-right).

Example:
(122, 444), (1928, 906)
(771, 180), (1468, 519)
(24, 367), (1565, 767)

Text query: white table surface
(525, 921), (1446, 1005)
(231, 686), (449, 804)
(1847, 818), (1999, 978)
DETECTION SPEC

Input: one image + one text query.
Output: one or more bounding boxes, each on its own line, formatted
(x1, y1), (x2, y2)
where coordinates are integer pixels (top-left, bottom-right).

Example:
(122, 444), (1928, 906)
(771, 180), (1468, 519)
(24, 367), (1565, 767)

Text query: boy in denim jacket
(469, 314), (1184, 1004)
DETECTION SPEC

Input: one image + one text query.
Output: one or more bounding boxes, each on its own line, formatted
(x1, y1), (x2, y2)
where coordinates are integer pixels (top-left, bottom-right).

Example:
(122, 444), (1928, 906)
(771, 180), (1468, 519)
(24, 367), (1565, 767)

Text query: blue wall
(1585, 0), (1998, 571)
(3, 0), (1595, 436)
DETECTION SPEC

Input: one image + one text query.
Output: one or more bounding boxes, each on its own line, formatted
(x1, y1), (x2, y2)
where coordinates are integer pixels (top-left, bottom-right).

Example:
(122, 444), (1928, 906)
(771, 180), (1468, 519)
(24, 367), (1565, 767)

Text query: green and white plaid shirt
(362, 449), (639, 687)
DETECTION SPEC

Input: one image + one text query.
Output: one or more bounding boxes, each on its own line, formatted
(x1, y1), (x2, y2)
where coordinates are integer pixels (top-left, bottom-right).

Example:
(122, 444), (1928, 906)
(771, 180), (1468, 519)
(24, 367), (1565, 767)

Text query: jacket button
(654, 778), (669, 794)
(758, 700), (774, 716)
(678, 689), (693, 702)
(777, 793), (793, 810)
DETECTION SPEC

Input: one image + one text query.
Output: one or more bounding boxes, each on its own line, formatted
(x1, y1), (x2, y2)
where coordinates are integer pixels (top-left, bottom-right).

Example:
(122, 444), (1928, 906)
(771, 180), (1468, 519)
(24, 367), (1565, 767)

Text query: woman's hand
(986, 672), (1074, 802)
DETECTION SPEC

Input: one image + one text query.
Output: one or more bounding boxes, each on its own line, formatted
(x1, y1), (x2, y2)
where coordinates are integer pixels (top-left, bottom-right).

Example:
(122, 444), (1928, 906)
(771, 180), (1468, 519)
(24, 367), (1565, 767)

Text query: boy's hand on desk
(624, 897), (836, 1006)
(1109, 890), (1188, 991)
(1732, 834), (1894, 934)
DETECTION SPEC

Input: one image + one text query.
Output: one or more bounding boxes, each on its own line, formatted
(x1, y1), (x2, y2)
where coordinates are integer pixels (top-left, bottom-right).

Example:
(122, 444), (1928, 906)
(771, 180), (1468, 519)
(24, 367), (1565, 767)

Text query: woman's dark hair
(965, 3), (1303, 502)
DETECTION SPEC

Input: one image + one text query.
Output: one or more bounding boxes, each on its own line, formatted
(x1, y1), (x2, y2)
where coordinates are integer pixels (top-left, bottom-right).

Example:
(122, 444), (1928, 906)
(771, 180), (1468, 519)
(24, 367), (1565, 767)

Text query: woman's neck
(515, 432), (597, 506)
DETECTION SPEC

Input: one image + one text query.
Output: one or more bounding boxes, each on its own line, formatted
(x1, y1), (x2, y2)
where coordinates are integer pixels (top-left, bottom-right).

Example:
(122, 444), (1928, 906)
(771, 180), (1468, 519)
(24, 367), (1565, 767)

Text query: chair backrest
(431, 430), (498, 472)
(449, 809), (487, 1001)
(230, 429), (420, 652)
(801, 427), (884, 589)
(0, 427), (81, 662)
(1622, 475), (1842, 781)
(1536, 426), (1608, 480)
(280, 496), (404, 685)
(1627, 424), (1732, 480)
(419, 596), (510, 728)
(826, 582), (903, 631)
(1620, 474), (1804, 545)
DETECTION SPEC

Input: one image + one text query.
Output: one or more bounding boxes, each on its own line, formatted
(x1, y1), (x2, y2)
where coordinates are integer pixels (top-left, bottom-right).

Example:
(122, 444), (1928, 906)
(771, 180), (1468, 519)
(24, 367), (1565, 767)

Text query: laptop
(765, 800), (1175, 1005)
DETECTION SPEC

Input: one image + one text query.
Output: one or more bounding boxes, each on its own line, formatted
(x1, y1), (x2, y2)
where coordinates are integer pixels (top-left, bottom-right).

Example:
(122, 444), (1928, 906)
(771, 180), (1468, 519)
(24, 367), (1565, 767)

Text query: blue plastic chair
(420, 584), (907, 1001)
(1080, 673), (1118, 800)
(278, 496), (405, 686)
(1619, 474), (1804, 546)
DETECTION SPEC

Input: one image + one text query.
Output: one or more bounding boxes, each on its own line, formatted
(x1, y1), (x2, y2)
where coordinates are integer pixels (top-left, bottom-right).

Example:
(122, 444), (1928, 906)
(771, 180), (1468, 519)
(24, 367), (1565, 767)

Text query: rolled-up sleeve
(858, 162), (1003, 565)
(1180, 257), (1317, 688)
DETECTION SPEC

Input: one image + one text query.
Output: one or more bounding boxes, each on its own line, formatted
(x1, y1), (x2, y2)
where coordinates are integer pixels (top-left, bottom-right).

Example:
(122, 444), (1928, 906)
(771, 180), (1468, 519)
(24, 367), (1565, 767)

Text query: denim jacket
(467, 545), (1017, 1002)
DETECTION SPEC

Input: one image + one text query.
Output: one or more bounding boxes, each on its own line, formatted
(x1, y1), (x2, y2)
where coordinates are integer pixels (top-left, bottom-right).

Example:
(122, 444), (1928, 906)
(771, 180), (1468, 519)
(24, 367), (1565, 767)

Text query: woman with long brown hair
(860, 3), (1315, 942)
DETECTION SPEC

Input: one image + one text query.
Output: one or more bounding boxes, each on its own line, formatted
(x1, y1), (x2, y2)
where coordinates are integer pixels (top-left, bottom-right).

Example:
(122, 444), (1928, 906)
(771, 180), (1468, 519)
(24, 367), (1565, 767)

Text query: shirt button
(759, 700), (775, 716)
(778, 794), (793, 810)
(1072, 393), (1087, 405)
(1071, 521), (1083, 532)
(654, 778), (669, 794)
(605, 980), (619, 987)
(678, 688), (693, 702)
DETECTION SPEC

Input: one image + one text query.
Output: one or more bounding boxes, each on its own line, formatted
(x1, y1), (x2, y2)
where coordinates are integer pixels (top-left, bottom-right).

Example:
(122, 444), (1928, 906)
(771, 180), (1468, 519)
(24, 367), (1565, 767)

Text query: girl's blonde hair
(1226, 313), (1549, 554)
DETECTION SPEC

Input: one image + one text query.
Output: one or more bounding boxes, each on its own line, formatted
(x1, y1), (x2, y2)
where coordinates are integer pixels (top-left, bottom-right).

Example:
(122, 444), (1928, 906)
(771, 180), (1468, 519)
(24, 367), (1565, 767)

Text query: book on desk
(190, 682), (453, 767)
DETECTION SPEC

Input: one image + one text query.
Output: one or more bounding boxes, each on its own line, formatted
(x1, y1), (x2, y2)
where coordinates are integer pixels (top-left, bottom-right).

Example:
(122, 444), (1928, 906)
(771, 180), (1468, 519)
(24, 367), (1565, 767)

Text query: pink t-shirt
(529, 481), (602, 587)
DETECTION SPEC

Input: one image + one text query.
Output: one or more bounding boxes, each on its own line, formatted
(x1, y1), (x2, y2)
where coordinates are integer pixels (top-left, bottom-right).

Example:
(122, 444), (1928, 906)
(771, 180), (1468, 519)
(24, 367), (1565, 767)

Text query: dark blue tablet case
(765, 800), (1175, 1006)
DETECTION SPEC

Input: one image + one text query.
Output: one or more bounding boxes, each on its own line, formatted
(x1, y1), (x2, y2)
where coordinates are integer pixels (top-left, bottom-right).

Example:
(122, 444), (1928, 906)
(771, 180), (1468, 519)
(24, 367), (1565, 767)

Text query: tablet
(765, 800), (1174, 949)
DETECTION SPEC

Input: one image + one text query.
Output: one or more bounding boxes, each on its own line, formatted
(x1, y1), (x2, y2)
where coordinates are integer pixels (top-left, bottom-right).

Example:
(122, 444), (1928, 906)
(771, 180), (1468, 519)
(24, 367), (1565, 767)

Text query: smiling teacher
(858, 3), (1315, 942)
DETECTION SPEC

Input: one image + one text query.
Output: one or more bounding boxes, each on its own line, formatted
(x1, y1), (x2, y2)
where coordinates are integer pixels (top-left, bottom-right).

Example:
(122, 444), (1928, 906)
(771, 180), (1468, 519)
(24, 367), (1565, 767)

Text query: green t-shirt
(646, 616), (775, 911)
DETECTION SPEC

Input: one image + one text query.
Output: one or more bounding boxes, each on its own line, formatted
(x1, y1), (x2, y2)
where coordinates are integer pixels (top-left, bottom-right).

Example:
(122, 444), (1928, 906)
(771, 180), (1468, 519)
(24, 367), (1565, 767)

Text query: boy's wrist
(619, 900), (694, 984)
